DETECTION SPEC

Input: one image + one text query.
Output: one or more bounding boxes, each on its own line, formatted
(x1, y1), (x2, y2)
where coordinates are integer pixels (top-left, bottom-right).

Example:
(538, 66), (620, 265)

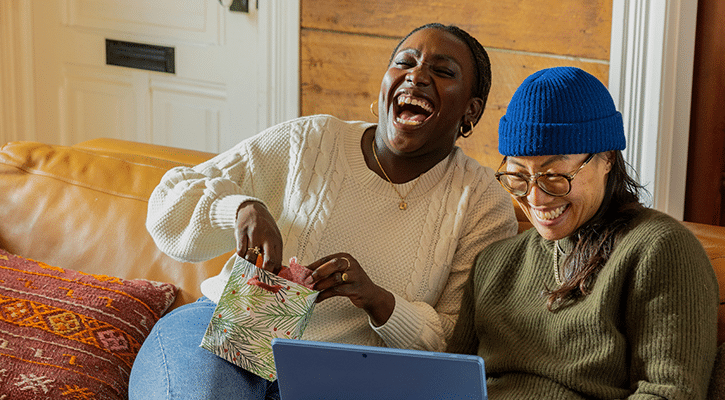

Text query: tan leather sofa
(1, 138), (724, 389)
(0, 138), (231, 310)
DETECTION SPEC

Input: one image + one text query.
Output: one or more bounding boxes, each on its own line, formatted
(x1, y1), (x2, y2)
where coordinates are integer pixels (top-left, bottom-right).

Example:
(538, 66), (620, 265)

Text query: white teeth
(395, 117), (422, 126)
(396, 95), (433, 113)
(534, 205), (567, 221)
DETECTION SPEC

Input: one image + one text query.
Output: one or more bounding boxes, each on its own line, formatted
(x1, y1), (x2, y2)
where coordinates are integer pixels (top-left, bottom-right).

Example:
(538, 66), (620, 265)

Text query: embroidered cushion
(0, 249), (177, 399)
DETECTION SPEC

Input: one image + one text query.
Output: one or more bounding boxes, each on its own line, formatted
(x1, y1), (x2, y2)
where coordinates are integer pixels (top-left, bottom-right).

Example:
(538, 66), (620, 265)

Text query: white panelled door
(31, 0), (271, 152)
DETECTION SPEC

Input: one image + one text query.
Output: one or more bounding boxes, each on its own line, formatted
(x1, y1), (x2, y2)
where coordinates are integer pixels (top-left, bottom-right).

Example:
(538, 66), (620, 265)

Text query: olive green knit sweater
(448, 208), (718, 399)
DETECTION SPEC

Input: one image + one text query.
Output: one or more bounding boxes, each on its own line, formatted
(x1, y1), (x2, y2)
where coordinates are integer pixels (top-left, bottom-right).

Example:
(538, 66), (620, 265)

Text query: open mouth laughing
(533, 204), (569, 221)
(394, 93), (434, 126)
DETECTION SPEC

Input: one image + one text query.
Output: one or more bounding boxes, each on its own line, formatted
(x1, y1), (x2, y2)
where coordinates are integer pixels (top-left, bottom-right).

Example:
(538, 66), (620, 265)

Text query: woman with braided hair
(130, 23), (518, 399)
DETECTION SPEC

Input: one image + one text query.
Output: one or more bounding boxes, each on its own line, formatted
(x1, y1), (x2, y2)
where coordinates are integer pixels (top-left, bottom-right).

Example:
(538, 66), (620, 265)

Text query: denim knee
(129, 298), (276, 399)
(129, 320), (170, 399)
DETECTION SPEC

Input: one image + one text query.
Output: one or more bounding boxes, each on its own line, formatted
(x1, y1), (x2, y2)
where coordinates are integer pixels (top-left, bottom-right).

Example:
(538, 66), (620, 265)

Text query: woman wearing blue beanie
(448, 66), (718, 398)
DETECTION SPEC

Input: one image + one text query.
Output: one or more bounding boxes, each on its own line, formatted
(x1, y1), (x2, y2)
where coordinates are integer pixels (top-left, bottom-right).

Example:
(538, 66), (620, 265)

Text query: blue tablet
(271, 338), (487, 400)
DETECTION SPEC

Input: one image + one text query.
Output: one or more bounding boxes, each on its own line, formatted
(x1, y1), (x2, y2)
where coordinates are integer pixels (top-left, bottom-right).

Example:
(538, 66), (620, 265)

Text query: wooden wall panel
(300, 30), (389, 123)
(301, 30), (609, 170)
(300, 0), (612, 60)
(684, 0), (725, 225)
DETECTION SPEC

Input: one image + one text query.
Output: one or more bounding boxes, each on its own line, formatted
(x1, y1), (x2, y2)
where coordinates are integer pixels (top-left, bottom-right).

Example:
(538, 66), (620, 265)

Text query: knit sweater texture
(146, 114), (519, 351)
(448, 208), (718, 399)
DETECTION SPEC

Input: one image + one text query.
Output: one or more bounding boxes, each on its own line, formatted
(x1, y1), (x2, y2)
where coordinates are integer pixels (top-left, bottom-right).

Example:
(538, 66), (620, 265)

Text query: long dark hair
(546, 151), (646, 310)
(390, 23), (491, 135)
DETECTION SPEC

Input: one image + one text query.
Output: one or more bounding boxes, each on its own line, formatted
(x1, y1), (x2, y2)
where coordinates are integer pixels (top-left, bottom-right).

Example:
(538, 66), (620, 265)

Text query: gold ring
(340, 257), (351, 271)
(248, 246), (262, 256)
(341, 272), (349, 282)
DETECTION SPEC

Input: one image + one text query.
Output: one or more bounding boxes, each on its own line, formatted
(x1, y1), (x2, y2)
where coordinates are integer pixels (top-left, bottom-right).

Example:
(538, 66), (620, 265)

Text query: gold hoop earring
(460, 121), (474, 138)
(370, 100), (379, 117)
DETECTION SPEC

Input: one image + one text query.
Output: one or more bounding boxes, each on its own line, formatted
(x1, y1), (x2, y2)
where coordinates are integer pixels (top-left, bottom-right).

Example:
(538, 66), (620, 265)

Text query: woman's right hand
(235, 201), (283, 273)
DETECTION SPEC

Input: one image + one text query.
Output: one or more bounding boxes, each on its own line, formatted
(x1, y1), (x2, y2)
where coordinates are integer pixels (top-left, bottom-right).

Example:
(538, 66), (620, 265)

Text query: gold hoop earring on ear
(460, 121), (474, 138)
(370, 100), (379, 117)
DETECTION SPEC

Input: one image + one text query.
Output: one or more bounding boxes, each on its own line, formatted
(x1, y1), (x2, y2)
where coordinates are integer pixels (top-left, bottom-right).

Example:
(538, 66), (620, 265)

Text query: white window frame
(609, 0), (697, 220)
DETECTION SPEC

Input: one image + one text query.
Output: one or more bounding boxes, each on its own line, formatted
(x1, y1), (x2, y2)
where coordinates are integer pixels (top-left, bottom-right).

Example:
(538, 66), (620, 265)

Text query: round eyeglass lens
(537, 175), (570, 196)
(500, 175), (528, 196)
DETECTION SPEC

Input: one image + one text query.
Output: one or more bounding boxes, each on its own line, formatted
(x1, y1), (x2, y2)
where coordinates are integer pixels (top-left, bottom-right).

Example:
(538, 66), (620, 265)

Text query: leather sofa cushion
(0, 141), (229, 310)
(682, 220), (725, 345)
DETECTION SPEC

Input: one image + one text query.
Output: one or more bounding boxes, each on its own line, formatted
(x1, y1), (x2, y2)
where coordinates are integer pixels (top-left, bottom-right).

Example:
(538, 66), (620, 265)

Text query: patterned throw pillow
(0, 249), (177, 399)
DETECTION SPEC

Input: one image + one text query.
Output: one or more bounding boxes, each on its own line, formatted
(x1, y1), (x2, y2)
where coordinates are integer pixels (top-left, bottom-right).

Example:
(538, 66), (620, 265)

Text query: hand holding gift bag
(200, 255), (318, 381)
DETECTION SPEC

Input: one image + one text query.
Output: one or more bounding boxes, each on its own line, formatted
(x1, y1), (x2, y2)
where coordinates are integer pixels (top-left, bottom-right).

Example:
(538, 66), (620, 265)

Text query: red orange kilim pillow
(0, 249), (177, 399)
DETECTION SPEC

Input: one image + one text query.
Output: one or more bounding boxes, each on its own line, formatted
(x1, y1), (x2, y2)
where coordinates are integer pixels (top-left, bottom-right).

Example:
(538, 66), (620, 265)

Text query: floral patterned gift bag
(200, 255), (318, 381)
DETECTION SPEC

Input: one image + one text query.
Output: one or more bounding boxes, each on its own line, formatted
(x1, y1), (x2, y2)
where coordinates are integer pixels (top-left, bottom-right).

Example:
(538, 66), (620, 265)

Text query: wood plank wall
(300, 0), (613, 170)
(684, 0), (725, 226)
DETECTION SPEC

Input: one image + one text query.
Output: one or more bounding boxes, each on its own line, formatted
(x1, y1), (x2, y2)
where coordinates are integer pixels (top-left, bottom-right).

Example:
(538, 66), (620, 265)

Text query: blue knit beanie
(498, 67), (625, 156)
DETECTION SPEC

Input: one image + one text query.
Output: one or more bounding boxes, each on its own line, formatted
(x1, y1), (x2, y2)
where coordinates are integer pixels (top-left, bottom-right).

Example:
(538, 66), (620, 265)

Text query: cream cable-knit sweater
(146, 115), (518, 352)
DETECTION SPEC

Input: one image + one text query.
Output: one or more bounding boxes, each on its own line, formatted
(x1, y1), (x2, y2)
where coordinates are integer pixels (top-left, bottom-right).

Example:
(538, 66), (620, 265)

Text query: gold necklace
(553, 240), (564, 286)
(372, 140), (421, 210)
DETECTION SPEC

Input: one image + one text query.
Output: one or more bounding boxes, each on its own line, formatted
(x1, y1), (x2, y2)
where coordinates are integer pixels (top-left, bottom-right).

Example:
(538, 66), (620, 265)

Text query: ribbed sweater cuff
(371, 293), (424, 349)
(209, 194), (260, 230)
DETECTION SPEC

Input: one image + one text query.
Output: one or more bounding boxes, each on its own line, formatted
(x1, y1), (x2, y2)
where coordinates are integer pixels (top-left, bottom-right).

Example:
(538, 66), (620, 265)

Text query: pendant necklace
(372, 140), (421, 210)
(553, 240), (564, 286)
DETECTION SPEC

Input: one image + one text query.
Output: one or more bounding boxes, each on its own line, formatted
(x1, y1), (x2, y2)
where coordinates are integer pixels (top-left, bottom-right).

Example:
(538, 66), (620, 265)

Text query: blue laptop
(271, 338), (487, 400)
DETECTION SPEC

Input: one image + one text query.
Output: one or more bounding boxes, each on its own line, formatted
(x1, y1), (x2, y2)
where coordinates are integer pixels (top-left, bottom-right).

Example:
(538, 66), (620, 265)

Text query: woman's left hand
(305, 253), (395, 326)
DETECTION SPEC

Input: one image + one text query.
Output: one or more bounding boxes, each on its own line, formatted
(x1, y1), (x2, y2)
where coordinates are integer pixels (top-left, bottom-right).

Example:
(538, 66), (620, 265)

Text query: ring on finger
(341, 272), (349, 282)
(340, 257), (351, 272)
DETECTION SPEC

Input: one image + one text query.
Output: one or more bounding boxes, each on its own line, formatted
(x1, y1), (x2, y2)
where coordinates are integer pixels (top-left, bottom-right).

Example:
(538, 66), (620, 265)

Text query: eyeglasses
(494, 154), (595, 197)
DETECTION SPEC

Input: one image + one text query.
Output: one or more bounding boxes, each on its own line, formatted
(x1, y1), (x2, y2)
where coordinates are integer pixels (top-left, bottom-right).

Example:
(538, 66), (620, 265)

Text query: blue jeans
(129, 297), (280, 400)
